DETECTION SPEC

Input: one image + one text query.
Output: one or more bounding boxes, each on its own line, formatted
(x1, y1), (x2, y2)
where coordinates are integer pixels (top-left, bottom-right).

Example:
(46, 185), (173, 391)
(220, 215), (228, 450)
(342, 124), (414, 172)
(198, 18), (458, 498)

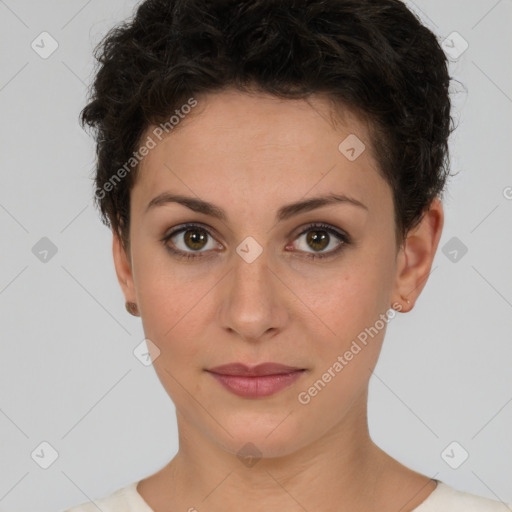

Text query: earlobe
(391, 197), (444, 312)
(112, 231), (137, 305)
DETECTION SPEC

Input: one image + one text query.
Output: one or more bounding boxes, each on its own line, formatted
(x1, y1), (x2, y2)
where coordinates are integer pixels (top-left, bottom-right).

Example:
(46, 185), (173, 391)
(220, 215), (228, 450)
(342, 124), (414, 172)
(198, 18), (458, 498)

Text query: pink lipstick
(206, 362), (305, 398)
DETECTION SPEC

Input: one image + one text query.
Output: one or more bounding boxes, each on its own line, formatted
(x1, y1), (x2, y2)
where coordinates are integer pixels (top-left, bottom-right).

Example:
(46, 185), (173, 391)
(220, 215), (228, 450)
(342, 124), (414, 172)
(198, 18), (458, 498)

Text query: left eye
(288, 226), (348, 257)
(290, 224), (348, 258)
(162, 222), (349, 260)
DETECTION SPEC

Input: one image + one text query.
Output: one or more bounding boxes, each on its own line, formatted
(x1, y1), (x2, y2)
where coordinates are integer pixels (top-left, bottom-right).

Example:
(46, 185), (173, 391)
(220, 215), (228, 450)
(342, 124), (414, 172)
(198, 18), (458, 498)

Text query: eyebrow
(145, 191), (368, 222)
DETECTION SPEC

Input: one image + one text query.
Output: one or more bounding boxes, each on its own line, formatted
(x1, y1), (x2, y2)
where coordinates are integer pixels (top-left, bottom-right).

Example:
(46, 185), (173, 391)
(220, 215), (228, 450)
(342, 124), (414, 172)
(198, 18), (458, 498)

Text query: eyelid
(163, 222), (224, 244)
(293, 223), (349, 243)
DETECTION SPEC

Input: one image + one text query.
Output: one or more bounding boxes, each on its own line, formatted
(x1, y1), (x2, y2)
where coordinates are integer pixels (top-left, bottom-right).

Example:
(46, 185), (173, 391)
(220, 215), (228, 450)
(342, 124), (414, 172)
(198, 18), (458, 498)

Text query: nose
(218, 247), (288, 343)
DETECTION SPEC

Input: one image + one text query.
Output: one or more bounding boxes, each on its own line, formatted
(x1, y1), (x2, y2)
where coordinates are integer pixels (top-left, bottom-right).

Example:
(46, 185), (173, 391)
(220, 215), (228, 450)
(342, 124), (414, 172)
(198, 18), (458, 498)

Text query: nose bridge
(231, 243), (273, 304)
(221, 242), (283, 340)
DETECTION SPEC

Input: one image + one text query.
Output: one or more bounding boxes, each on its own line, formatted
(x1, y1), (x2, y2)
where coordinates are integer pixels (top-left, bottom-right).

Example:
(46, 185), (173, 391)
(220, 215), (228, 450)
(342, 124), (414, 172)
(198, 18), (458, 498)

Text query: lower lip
(207, 370), (305, 398)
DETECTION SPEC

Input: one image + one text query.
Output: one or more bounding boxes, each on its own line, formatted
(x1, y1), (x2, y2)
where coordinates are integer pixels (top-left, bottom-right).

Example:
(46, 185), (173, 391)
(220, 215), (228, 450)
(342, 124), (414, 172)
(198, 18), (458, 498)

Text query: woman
(64, 0), (508, 510)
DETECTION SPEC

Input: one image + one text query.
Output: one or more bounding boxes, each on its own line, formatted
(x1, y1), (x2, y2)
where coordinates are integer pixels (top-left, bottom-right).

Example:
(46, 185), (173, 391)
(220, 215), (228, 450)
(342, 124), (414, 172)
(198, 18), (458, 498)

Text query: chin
(211, 413), (312, 460)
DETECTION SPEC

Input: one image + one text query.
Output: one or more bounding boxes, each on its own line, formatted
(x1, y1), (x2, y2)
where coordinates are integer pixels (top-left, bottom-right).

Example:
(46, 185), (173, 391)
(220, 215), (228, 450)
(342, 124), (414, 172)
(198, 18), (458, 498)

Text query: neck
(138, 388), (425, 512)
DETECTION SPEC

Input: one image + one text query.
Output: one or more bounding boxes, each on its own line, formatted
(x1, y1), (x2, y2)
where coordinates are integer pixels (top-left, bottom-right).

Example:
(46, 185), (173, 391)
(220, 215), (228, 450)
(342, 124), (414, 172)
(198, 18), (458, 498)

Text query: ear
(112, 230), (137, 307)
(392, 197), (444, 312)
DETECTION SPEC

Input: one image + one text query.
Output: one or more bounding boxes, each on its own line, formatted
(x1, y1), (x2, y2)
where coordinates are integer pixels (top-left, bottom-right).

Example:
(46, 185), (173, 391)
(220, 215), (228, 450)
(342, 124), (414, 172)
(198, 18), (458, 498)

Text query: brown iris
(306, 229), (329, 252)
(184, 228), (209, 250)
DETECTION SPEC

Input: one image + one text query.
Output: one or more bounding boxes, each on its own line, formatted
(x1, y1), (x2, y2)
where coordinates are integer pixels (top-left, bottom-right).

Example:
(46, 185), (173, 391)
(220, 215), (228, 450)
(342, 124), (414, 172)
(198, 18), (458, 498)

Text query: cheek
(131, 242), (226, 373)
(132, 238), (206, 322)
(297, 268), (392, 413)
(135, 264), (210, 401)
(303, 245), (395, 364)
(313, 252), (392, 324)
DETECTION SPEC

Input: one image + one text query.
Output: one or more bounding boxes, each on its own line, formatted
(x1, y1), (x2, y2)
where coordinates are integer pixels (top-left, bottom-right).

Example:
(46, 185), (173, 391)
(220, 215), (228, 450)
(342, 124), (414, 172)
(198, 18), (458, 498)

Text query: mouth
(205, 362), (306, 398)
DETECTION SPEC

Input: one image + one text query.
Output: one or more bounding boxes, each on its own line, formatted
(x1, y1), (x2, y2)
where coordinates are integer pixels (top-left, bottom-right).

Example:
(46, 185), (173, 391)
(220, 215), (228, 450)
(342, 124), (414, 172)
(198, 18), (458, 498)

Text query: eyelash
(160, 222), (351, 261)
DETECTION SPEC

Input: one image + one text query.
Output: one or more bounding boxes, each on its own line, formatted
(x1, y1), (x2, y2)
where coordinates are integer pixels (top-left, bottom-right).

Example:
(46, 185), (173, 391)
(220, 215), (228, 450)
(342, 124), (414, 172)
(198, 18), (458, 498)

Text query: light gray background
(0, 1), (511, 510)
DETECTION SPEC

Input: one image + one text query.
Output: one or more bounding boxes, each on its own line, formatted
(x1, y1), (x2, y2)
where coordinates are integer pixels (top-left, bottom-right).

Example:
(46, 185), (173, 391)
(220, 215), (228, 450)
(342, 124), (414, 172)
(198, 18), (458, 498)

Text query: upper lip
(207, 362), (304, 377)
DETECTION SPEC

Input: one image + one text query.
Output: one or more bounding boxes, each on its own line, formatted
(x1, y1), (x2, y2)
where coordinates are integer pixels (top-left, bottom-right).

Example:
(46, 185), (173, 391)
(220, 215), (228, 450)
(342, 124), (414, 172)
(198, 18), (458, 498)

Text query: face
(115, 89), (415, 458)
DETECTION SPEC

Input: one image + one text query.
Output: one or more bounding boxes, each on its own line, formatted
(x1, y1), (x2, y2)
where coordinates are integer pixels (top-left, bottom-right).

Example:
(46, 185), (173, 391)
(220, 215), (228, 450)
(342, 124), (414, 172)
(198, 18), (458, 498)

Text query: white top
(63, 479), (510, 512)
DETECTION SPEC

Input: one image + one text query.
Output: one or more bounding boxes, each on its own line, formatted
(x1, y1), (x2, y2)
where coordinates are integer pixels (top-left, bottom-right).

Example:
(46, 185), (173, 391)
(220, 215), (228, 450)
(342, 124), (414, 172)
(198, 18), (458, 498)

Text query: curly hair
(80, 0), (453, 251)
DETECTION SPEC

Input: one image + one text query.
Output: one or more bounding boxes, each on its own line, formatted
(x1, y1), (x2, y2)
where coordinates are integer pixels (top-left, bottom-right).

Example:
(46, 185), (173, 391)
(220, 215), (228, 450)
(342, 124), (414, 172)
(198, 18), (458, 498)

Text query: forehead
(151, 89), (370, 154)
(132, 89), (388, 216)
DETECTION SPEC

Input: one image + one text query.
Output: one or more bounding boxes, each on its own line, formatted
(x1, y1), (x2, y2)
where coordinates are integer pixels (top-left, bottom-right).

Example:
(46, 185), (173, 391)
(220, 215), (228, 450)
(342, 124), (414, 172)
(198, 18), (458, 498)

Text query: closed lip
(206, 362), (305, 377)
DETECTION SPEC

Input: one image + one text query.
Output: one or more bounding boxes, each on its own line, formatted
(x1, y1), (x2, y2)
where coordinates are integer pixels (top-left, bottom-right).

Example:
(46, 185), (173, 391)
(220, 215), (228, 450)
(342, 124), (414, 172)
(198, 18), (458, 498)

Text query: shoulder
(61, 481), (154, 512)
(413, 481), (511, 512)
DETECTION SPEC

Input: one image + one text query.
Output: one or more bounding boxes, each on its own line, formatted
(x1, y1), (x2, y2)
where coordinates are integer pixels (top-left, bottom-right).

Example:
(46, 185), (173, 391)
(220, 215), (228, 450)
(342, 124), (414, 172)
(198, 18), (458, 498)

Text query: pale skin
(112, 89), (444, 512)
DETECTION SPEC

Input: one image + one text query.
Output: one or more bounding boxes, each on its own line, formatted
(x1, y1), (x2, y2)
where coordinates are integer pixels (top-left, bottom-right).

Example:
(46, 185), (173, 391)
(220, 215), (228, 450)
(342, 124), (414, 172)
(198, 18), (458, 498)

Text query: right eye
(161, 223), (223, 260)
